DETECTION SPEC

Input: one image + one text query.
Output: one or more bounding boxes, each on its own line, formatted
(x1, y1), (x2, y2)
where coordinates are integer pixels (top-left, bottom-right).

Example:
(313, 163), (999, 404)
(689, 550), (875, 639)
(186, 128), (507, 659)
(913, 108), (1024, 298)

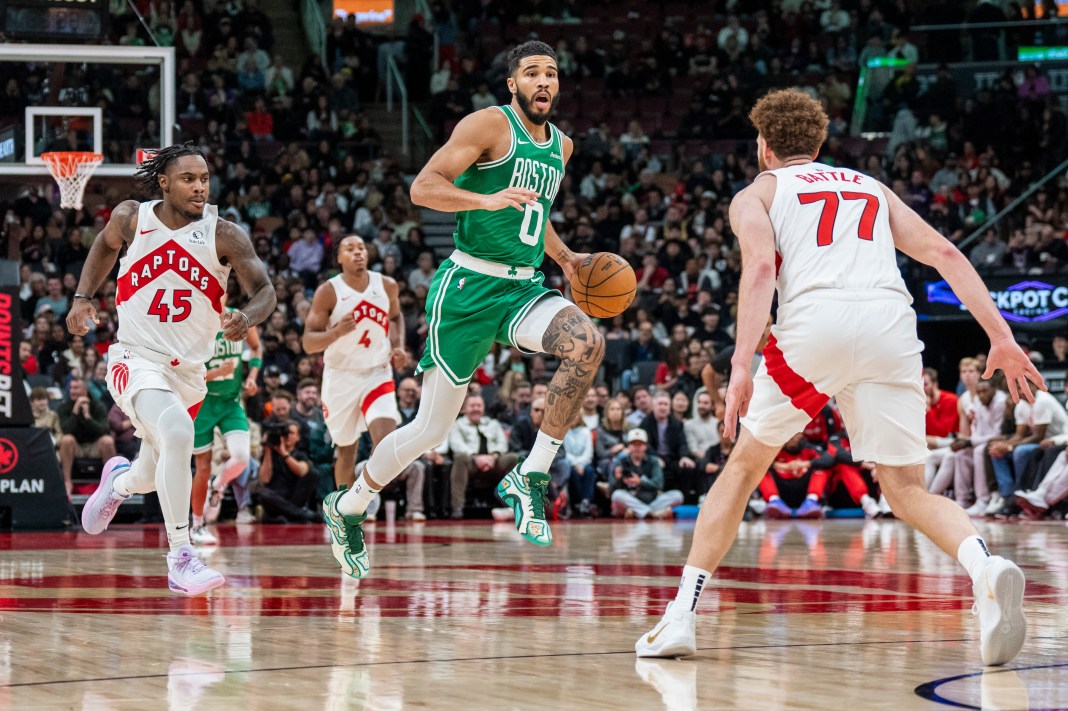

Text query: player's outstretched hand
(221, 310), (250, 341)
(66, 298), (98, 336)
(390, 347), (407, 371)
(723, 366), (753, 441)
(985, 337), (1046, 403)
(483, 187), (539, 211)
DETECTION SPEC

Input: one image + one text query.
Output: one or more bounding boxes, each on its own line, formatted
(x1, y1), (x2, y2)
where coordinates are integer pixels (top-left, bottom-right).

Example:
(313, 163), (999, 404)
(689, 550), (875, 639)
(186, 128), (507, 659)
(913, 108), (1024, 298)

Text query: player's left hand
(986, 337), (1045, 403)
(390, 347), (407, 370)
(244, 376), (259, 397)
(221, 310), (250, 341)
(559, 252), (589, 283)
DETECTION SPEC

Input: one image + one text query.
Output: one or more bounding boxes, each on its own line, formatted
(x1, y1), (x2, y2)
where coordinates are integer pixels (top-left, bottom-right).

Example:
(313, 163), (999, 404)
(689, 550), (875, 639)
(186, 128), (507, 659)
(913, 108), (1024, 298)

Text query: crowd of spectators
(11, 0), (1068, 523)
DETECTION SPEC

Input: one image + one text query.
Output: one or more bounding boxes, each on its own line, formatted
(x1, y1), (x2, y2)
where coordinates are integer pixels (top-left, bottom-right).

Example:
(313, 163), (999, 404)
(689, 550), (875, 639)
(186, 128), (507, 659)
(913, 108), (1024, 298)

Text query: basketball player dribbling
(302, 236), (406, 511)
(67, 144), (276, 595)
(322, 40), (604, 580)
(190, 292), (262, 544)
(636, 90), (1042, 666)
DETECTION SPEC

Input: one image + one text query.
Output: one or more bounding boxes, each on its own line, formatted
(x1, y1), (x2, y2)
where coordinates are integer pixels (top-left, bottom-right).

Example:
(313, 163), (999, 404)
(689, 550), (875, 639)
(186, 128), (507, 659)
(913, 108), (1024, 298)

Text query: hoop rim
(40, 151), (105, 164)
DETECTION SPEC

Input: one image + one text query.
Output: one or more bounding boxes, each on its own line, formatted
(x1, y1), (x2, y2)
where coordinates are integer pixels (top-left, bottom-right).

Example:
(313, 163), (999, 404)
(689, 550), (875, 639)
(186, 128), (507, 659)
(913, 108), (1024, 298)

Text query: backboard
(0, 44), (175, 178)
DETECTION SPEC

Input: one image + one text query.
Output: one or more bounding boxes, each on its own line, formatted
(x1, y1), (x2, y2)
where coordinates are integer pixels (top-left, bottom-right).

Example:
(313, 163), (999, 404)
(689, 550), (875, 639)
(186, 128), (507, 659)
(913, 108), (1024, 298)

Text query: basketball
(570, 252), (637, 318)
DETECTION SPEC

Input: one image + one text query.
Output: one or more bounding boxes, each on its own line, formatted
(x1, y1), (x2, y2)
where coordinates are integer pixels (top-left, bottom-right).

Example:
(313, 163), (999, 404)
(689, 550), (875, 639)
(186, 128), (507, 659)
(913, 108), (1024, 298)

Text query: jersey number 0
(518, 202), (544, 246)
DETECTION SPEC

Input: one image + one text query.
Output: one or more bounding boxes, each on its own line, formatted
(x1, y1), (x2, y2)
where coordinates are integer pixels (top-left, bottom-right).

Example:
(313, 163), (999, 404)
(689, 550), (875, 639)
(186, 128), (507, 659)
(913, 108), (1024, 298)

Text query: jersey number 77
(797, 191), (880, 247)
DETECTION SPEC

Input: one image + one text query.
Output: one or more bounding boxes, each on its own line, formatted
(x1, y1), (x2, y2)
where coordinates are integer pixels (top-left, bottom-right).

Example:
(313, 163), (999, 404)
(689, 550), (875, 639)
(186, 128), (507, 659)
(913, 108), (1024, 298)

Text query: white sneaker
(861, 494), (881, 519)
(166, 544), (225, 595)
(1014, 489), (1049, 517)
(204, 475), (223, 524)
(407, 511), (427, 522)
(972, 556), (1027, 666)
(190, 525), (218, 546)
(635, 602), (697, 658)
(984, 493), (1005, 517)
(235, 507), (256, 524)
(747, 497), (766, 516)
(877, 494), (893, 517)
(965, 499), (989, 517)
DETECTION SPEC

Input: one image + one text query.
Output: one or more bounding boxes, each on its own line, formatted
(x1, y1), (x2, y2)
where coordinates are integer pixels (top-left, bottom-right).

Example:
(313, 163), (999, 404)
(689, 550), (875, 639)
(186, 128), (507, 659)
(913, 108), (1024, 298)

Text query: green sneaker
(495, 458), (553, 547)
(323, 487), (370, 579)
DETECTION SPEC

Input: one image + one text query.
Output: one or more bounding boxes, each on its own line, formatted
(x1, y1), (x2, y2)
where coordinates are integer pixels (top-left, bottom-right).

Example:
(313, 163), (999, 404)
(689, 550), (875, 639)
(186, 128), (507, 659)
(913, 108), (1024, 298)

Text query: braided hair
(134, 143), (206, 196)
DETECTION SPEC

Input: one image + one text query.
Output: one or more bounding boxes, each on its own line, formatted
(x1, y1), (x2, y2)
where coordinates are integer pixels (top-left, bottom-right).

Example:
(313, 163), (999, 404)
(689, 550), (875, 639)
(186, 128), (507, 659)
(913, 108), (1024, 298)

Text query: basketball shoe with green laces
(323, 487), (370, 579)
(495, 458), (553, 547)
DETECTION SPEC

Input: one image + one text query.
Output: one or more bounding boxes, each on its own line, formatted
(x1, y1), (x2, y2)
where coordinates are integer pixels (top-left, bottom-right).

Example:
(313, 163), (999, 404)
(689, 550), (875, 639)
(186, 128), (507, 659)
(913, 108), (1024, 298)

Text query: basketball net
(41, 152), (104, 210)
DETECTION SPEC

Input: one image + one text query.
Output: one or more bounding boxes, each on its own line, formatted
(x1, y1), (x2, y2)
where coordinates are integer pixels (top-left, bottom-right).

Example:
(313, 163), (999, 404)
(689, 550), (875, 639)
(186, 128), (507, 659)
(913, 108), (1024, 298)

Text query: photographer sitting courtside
(257, 419), (320, 523)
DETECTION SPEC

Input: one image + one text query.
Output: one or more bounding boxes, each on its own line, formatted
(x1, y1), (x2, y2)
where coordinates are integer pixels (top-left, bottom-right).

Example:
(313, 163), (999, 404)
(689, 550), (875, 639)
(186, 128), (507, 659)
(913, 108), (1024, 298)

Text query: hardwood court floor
(0, 518), (1065, 710)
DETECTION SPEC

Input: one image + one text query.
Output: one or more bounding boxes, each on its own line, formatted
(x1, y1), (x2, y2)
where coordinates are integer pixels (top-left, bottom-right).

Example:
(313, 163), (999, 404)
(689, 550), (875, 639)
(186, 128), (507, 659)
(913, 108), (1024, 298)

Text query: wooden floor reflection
(0, 518), (1065, 710)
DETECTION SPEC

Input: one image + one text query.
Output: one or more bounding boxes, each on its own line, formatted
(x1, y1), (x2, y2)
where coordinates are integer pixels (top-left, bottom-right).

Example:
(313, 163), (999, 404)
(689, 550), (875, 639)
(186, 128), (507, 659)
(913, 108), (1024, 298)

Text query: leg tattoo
(540, 306), (606, 435)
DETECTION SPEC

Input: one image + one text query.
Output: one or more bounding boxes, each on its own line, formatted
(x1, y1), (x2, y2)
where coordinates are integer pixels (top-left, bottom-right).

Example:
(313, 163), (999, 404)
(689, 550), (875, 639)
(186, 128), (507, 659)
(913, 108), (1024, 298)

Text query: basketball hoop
(41, 151), (104, 210)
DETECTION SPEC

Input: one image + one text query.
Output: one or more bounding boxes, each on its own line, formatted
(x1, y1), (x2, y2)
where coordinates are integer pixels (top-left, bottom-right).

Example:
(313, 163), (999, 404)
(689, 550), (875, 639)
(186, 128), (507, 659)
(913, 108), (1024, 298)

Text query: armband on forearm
(249, 358), (262, 369)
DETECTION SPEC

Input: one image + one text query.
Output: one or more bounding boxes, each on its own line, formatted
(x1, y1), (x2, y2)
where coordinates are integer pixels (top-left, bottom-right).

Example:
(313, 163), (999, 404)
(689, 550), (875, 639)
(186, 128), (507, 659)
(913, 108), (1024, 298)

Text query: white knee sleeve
(366, 367), (467, 485)
(130, 389), (196, 530)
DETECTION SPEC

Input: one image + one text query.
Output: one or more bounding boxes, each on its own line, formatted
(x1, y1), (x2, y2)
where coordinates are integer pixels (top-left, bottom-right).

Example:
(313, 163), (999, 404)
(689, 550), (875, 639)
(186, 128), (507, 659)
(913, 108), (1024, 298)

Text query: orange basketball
(570, 252), (637, 318)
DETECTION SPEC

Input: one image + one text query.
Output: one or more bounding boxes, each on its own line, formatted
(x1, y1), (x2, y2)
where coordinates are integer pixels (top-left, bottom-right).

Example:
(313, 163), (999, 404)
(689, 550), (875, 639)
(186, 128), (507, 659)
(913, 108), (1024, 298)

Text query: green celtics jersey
(453, 104), (566, 268)
(205, 310), (245, 400)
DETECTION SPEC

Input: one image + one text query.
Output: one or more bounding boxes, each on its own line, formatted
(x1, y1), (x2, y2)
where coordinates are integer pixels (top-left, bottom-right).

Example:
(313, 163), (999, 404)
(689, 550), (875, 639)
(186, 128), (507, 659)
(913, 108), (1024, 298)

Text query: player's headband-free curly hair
(748, 88), (829, 160)
(134, 142), (206, 195)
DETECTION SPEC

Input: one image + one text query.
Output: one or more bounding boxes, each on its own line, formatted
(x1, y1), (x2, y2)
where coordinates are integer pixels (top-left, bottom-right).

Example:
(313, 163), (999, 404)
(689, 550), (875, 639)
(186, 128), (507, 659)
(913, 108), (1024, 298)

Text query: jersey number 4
(797, 191), (880, 247)
(148, 289), (193, 322)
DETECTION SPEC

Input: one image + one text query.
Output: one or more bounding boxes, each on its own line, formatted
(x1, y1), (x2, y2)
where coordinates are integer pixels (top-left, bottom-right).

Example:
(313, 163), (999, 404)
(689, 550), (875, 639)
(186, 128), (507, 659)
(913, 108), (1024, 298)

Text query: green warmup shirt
(452, 104), (566, 268)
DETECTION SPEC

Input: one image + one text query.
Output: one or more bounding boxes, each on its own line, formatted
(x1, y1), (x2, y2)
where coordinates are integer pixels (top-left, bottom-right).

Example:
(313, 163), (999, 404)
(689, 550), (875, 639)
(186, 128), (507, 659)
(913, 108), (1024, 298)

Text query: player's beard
(515, 87), (559, 126)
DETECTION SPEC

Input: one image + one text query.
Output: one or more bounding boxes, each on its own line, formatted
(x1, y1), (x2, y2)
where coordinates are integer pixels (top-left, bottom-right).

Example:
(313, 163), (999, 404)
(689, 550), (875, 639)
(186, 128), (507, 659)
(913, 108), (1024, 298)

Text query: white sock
(673, 565), (711, 612)
(806, 493), (819, 501)
(521, 431), (563, 475)
(769, 495), (782, 503)
(192, 514), (204, 529)
(338, 471), (380, 516)
(957, 535), (992, 581)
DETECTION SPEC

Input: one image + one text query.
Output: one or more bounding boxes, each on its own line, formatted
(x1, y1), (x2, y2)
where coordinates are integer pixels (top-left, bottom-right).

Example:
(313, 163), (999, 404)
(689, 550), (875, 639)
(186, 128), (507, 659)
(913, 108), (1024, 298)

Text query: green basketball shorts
(193, 395), (250, 452)
(418, 250), (566, 386)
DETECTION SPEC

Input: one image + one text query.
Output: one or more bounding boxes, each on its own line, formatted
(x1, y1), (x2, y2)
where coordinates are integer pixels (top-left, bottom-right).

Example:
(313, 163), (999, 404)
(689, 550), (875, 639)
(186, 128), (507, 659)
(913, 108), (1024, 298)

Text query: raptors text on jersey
(114, 201), (230, 365)
(324, 272), (392, 371)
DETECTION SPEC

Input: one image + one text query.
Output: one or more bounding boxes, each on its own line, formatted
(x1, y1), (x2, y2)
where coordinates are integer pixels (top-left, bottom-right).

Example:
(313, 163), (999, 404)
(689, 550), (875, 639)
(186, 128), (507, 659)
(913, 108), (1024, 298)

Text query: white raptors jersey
(324, 272), (392, 372)
(765, 162), (911, 306)
(115, 201), (230, 365)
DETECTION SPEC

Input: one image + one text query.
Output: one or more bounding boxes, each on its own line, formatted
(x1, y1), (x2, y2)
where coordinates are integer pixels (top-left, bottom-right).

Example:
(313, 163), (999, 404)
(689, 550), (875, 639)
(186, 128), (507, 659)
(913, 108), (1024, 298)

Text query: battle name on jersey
(352, 299), (390, 331)
(508, 157), (563, 203)
(116, 240), (224, 312)
(795, 170), (862, 185)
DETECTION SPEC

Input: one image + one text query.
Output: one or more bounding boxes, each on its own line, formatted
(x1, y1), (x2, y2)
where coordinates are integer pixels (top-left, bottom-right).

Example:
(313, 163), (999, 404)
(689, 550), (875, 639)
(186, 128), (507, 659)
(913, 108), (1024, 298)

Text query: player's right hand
(66, 298), (98, 336)
(723, 366), (753, 442)
(482, 187), (539, 211)
(985, 337), (1046, 403)
(334, 313), (358, 336)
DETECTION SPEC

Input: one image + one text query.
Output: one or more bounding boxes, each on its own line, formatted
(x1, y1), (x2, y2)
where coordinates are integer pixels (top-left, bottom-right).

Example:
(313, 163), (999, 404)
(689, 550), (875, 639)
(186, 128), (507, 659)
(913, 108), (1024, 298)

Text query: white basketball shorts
(740, 291), (927, 466)
(106, 342), (208, 439)
(321, 363), (401, 447)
